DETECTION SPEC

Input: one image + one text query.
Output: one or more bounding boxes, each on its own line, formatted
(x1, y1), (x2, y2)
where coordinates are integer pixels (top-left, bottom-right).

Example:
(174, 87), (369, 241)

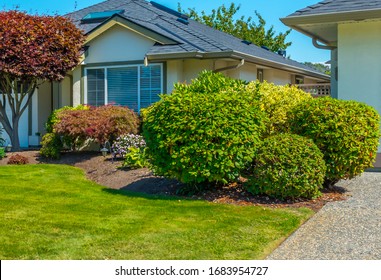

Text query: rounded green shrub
(143, 72), (267, 185)
(39, 133), (63, 159)
(246, 81), (312, 135)
(247, 134), (326, 200)
(289, 97), (380, 185)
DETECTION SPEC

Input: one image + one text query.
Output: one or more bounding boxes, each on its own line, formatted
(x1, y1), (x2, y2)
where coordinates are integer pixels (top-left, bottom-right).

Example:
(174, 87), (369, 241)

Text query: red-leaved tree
(0, 10), (85, 150)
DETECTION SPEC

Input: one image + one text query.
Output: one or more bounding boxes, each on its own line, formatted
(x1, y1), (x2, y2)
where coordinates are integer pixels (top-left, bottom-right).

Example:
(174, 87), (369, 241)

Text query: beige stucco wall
(264, 69), (292, 85)
(60, 77), (72, 107)
(37, 82), (52, 135)
(84, 25), (155, 64)
(166, 60), (184, 93)
(72, 68), (82, 106)
(338, 20), (381, 150)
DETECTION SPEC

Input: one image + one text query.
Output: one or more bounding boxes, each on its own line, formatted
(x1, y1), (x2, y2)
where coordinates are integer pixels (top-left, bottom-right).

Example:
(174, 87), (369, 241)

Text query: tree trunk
(10, 116), (21, 151)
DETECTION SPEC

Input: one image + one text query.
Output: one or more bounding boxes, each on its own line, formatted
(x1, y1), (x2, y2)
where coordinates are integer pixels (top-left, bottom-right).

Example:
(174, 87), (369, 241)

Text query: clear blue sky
(0, 0), (330, 63)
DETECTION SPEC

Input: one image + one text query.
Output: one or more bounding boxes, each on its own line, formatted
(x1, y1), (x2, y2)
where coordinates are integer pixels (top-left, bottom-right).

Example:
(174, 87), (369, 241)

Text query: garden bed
(0, 150), (348, 212)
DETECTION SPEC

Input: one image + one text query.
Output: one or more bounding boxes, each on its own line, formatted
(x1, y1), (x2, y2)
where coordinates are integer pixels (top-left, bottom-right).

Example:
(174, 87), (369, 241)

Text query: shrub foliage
(143, 71), (267, 184)
(247, 81), (312, 135)
(7, 154), (29, 165)
(39, 133), (63, 159)
(53, 105), (139, 147)
(0, 147), (5, 159)
(247, 134), (326, 200)
(289, 97), (380, 185)
(40, 105), (139, 158)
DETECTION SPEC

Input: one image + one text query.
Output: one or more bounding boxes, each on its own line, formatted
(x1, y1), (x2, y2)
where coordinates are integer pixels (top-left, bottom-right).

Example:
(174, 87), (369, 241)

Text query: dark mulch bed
(0, 150), (349, 212)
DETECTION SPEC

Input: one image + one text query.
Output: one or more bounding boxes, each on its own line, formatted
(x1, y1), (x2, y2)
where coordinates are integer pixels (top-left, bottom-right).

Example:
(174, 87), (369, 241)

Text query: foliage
(54, 105), (140, 149)
(143, 71), (267, 184)
(112, 134), (146, 158)
(122, 147), (150, 169)
(39, 133), (63, 159)
(246, 81), (312, 135)
(247, 134), (326, 200)
(0, 147), (5, 160)
(304, 62), (331, 75)
(179, 3), (291, 52)
(88, 105), (140, 144)
(45, 105), (89, 133)
(7, 154), (29, 165)
(0, 11), (85, 151)
(173, 70), (247, 94)
(0, 164), (313, 260)
(289, 97), (381, 185)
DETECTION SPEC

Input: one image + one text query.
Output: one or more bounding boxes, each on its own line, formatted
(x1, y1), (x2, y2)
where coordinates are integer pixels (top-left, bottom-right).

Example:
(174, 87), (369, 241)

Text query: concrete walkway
(267, 172), (381, 260)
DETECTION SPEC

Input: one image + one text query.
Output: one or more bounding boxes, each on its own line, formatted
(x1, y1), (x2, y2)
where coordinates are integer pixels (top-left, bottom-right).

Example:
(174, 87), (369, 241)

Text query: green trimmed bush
(143, 71), (267, 185)
(289, 97), (380, 185)
(39, 133), (63, 159)
(247, 134), (326, 200)
(0, 147), (5, 159)
(246, 81), (312, 135)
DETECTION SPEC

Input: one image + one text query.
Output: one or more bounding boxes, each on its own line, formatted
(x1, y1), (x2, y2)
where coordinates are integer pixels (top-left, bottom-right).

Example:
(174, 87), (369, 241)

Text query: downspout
(312, 38), (336, 50)
(213, 59), (245, 73)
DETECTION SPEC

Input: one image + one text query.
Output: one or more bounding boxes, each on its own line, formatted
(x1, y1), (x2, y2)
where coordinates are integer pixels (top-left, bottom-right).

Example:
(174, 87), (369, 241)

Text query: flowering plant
(112, 134), (146, 158)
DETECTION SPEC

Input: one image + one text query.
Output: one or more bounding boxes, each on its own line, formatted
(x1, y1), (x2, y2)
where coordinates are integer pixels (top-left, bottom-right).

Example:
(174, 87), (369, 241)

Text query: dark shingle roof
(288, 0), (381, 17)
(65, 0), (328, 79)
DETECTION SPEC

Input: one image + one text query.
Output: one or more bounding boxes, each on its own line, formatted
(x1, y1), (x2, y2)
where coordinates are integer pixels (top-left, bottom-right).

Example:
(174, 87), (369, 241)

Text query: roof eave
(281, 8), (381, 26)
(147, 50), (329, 81)
(84, 14), (179, 45)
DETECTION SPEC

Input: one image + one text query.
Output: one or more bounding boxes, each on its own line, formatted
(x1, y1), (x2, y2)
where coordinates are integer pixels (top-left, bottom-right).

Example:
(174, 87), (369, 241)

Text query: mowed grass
(0, 164), (313, 260)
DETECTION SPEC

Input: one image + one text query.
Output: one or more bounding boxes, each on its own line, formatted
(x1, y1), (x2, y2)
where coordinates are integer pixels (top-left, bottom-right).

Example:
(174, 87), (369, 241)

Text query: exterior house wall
(84, 25), (155, 64)
(37, 82), (52, 135)
(233, 63), (257, 81)
(182, 59), (215, 83)
(60, 77), (72, 107)
(304, 77), (318, 84)
(264, 69), (291, 85)
(338, 20), (381, 150)
(166, 60), (184, 93)
(72, 68), (82, 106)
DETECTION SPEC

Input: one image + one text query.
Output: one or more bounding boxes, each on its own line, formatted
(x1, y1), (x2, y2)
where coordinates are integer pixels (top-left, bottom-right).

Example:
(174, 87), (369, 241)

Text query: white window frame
(84, 63), (163, 111)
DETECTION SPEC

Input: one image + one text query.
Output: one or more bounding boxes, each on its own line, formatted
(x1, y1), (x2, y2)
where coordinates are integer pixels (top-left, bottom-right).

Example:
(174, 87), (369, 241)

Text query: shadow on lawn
(102, 187), (185, 201)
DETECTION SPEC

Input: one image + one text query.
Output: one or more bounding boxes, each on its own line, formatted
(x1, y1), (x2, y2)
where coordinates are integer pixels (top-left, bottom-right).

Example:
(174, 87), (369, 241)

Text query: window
(85, 64), (163, 112)
(87, 69), (105, 107)
(295, 75), (304, 85)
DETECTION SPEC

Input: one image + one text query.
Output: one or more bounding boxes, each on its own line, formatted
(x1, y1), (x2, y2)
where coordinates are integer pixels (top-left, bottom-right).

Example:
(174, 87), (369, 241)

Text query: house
(281, 0), (381, 153)
(3, 0), (329, 148)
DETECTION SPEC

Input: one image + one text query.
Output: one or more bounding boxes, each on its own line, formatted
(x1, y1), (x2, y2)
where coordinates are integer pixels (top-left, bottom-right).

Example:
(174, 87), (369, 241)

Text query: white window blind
(108, 66), (138, 111)
(85, 64), (162, 112)
(140, 65), (162, 109)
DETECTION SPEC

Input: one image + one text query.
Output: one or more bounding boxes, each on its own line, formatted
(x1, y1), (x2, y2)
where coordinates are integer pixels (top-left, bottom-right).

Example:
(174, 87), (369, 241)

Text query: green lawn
(0, 164), (313, 260)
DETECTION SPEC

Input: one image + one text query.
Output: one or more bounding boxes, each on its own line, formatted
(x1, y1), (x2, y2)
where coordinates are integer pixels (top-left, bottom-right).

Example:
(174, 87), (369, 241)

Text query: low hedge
(247, 134), (326, 200)
(289, 97), (380, 185)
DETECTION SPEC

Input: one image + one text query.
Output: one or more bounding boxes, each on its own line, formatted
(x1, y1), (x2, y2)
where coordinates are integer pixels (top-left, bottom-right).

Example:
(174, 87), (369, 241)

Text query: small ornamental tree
(0, 11), (85, 150)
